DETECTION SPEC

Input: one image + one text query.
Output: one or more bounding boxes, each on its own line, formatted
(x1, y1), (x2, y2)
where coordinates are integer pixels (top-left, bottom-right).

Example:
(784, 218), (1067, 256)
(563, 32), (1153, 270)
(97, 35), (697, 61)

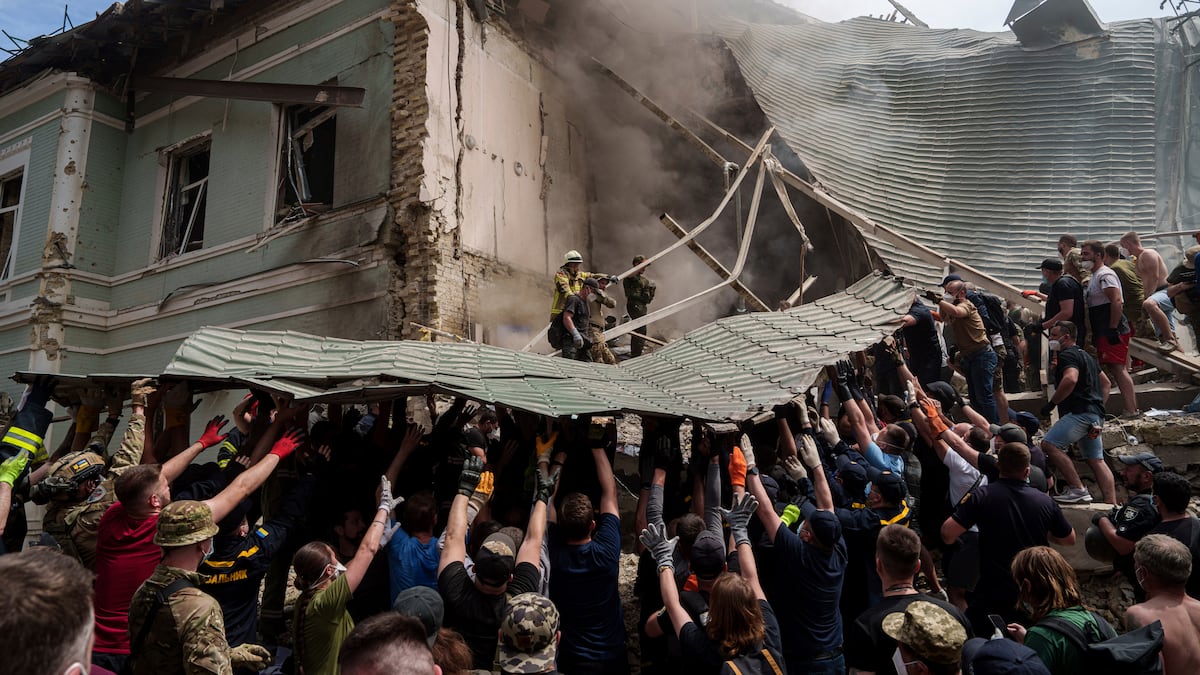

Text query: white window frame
(150, 132), (212, 263)
(0, 140), (31, 282)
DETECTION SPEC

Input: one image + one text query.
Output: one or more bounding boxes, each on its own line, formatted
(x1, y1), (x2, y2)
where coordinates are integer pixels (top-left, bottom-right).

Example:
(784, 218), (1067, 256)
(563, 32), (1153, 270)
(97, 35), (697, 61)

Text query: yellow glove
(0, 450), (29, 486)
(536, 432), (558, 464)
(467, 470), (495, 513)
(230, 644), (272, 669)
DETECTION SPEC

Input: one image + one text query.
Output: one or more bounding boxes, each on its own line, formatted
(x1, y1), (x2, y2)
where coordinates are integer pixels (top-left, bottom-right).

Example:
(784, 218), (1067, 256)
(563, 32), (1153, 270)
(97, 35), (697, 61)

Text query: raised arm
(438, 456), (483, 574)
(162, 415), (229, 484)
(347, 475), (394, 593)
(703, 454), (723, 537)
(746, 471), (783, 544)
(640, 523), (691, 638)
(383, 424), (425, 489)
(723, 493), (766, 600)
(519, 469), (559, 568)
(202, 428), (299, 523)
(593, 444), (619, 518)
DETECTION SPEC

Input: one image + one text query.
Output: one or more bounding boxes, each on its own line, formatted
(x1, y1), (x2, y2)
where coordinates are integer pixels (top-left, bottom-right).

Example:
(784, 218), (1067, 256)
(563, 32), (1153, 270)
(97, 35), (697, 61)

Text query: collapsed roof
(715, 13), (1200, 289)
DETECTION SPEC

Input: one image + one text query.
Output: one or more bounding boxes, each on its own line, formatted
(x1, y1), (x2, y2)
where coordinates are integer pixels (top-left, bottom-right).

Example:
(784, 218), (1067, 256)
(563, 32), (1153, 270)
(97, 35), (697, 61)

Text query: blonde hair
(1011, 546), (1083, 622)
(706, 573), (765, 657)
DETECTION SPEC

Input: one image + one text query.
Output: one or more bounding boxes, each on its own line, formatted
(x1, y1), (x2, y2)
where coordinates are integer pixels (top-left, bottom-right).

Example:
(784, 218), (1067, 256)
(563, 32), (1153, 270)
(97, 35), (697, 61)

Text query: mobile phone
(988, 614), (1012, 640)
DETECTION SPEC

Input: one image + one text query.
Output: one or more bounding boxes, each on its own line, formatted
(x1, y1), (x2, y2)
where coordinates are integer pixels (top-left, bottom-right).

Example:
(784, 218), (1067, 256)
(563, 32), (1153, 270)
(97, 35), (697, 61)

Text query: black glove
(923, 289), (941, 302)
(458, 456), (484, 497)
(28, 375), (57, 409)
(1104, 328), (1121, 346)
(1091, 510), (1108, 527)
(831, 362), (853, 402)
(1039, 402), (1055, 418)
(535, 468), (560, 504)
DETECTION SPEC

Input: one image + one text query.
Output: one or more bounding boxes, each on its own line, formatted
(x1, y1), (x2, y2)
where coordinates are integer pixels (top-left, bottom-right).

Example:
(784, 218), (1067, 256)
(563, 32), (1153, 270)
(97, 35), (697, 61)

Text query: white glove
(782, 455), (808, 481)
(795, 400), (810, 426)
(799, 434), (822, 471)
(379, 475), (396, 513)
(740, 434), (757, 469)
(817, 417), (839, 446)
(571, 330), (584, 348)
(380, 520), (402, 546)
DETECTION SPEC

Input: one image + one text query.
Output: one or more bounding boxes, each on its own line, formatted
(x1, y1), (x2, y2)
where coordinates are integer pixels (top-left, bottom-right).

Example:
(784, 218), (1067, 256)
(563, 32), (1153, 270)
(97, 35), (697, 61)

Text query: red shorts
(1095, 331), (1130, 365)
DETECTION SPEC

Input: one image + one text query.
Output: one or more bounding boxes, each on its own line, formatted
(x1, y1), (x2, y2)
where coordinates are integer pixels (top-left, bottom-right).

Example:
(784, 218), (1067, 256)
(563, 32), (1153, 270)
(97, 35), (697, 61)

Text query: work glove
(729, 447), (747, 488)
(795, 399), (810, 427)
(722, 493), (759, 547)
(654, 438), (673, 472)
(380, 520), (402, 546)
(639, 522), (677, 571)
(571, 329), (584, 349)
(536, 467), (560, 504)
(27, 375), (57, 409)
(798, 434), (822, 472)
(0, 450), (29, 486)
(197, 415), (230, 448)
(780, 503), (801, 527)
(269, 428), (305, 459)
(1039, 402), (1055, 419)
(229, 644), (273, 669)
(458, 455), (484, 497)
(923, 289), (941, 303)
(467, 470), (495, 514)
(782, 455), (808, 481)
(739, 435), (757, 470)
(830, 362), (852, 402)
(379, 475), (396, 514)
(536, 431), (558, 464)
(918, 400), (949, 436)
(130, 378), (156, 408)
(817, 417), (839, 447)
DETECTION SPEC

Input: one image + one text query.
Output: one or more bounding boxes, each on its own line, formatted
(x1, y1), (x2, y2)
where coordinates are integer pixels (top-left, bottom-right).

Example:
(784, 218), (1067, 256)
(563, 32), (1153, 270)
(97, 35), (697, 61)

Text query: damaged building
(0, 0), (1196, 398)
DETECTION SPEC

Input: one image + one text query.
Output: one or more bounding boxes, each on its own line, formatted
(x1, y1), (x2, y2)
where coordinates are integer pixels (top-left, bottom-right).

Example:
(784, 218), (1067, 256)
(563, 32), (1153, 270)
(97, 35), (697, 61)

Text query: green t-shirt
(299, 573), (355, 675)
(1026, 606), (1097, 674)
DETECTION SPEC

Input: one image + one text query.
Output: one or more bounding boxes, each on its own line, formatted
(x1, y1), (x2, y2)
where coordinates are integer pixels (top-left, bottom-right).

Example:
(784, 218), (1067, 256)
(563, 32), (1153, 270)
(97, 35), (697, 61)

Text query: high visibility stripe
(203, 545), (261, 568)
(5, 426), (43, 446)
(3, 436), (39, 454)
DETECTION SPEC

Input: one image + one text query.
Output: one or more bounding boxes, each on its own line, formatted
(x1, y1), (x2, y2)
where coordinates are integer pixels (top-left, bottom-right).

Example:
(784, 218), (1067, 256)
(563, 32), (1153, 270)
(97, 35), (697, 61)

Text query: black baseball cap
(800, 501), (843, 548)
(689, 532), (726, 579)
(940, 274), (963, 287)
(1038, 258), (1063, 272)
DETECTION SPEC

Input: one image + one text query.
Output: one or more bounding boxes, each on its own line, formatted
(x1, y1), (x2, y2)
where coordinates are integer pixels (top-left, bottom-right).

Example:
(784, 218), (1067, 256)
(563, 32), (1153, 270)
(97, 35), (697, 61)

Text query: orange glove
(729, 446), (747, 488)
(920, 401), (949, 437)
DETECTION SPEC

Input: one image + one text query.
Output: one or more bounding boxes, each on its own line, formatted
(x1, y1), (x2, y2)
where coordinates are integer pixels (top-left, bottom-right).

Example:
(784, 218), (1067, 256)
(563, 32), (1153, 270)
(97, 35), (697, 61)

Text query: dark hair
(1059, 234), (1077, 247)
(877, 395), (907, 421)
(402, 492), (437, 535)
(1052, 320), (1078, 341)
(115, 464), (162, 506)
(478, 410), (499, 424)
(1104, 243), (1121, 260)
(966, 427), (991, 453)
(0, 549), (94, 674)
(672, 513), (705, 558)
(877, 524), (921, 579)
(339, 612), (434, 675)
(1154, 471), (1192, 514)
(559, 493), (595, 541)
(431, 627), (474, 675)
(998, 442), (1031, 478)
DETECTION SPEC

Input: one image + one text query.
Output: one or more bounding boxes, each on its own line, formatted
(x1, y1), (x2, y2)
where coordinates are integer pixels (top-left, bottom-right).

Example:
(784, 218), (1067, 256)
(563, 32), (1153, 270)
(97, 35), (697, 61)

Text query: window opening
(277, 105), (336, 223)
(160, 141), (210, 259)
(0, 170), (20, 279)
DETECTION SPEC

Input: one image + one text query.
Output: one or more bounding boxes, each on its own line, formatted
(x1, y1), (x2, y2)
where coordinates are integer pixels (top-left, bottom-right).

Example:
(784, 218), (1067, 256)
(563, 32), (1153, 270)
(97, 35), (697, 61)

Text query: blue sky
(0, 1), (115, 45)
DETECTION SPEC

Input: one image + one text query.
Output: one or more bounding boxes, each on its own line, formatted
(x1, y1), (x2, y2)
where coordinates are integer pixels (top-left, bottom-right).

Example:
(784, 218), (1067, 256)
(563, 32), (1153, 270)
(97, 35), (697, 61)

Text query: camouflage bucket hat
(498, 593), (559, 674)
(882, 600), (967, 666)
(154, 500), (219, 547)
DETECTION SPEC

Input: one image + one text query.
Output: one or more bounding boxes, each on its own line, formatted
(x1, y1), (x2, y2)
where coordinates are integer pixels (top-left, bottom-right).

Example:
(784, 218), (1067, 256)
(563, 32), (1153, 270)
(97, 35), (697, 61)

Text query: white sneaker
(1053, 486), (1093, 504)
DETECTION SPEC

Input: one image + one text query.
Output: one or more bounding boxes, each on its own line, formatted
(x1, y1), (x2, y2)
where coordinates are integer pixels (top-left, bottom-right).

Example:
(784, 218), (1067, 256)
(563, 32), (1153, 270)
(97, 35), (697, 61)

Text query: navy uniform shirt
(768, 521), (847, 665)
(1111, 489), (1161, 596)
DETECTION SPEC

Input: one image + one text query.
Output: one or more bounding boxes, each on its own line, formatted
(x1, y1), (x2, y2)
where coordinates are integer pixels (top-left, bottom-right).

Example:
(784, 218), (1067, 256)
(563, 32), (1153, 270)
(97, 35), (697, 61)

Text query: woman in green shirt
(292, 476), (395, 674)
(1006, 546), (1106, 674)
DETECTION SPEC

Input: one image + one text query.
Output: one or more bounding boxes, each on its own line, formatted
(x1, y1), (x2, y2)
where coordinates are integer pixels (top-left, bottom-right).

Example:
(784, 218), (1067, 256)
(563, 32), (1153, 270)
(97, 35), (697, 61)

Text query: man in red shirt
(90, 408), (305, 673)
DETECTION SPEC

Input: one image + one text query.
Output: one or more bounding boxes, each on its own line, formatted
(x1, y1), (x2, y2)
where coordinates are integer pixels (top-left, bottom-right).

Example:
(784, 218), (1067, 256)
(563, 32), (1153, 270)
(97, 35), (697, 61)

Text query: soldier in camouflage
(882, 600), (968, 672)
(623, 255), (656, 357)
(128, 499), (272, 675)
(498, 593), (562, 674)
(588, 276), (620, 365)
(36, 378), (155, 569)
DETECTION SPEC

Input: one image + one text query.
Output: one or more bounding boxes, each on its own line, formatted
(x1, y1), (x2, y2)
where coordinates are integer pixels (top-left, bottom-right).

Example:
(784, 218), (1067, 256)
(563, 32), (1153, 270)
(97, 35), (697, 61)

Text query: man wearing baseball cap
(128, 500), (271, 674)
(498, 593), (562, 674)
(1096, 451), (1164, 599)
(883, 600), (969, 675)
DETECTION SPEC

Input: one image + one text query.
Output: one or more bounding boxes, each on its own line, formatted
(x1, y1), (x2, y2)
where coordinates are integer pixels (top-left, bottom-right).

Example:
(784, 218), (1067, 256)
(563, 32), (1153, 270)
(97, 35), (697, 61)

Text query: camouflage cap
(154, 500), (219, 547)
(498, 593), (560, 674)
(48, 451), (105, 485)
(882, 600), (967, 666)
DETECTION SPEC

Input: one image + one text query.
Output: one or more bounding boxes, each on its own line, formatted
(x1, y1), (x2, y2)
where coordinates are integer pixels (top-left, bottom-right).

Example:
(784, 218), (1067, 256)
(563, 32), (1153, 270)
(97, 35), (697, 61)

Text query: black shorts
(943, 529), (980, 591)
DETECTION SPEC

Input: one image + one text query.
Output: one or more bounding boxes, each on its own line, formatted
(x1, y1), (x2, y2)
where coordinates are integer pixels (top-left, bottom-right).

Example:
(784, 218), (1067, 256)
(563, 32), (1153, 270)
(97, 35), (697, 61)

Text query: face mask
(201, 540), (214, 564)
(1081, 260), (1095, 271)
(332, 561), (347, 578)
(1119, 246), (1129, 258)
(892, 648), (910, 675)
(942, 292), (954, 302)
(1041, 275), (1049, 285)
(487, 428), (501, 441)
(1048, 339), (1061, 351)
(61, 663), (87, 675)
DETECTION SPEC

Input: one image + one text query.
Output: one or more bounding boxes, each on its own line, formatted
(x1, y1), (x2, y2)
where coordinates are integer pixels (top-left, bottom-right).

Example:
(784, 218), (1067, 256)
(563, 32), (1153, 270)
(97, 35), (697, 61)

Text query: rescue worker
(549, 250), (596, 321)
(34, 378), (156, 568)
(0, 375), (57, 553)
(623, 255), (656, 357)
(556, 277), (600, 361)
(589, 276), (619, 365)
(128, 500), (272, 675)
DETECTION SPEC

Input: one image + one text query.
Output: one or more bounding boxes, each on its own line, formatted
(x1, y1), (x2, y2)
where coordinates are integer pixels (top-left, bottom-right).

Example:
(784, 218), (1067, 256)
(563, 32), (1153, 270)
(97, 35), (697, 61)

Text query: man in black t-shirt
(1149, 471), (1200, 599)
(555, 278), (599, 361)
(846, 525), (971, 675)
(438, 457), (552, 670)
(941, 443), (1075, 636)
(1097, 452), (1164, 599)
(1035, 258), (1086, 345)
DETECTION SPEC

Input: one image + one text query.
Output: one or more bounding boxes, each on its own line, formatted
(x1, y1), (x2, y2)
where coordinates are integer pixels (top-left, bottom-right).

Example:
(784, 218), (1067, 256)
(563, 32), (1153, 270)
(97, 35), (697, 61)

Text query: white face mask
(942, 292), (954, 303)
(1048, 339), (1062, 351)
(62, 663), (87, 675)
(1119, 246), (1130, 258)
(1081, 260), (1095, 271)
(892, 647), (910, 674)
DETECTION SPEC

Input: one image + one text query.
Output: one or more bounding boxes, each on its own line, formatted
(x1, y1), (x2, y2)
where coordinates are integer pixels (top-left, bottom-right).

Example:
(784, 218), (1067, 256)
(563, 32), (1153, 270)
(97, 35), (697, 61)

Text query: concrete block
(1052, 503), (1114, 574)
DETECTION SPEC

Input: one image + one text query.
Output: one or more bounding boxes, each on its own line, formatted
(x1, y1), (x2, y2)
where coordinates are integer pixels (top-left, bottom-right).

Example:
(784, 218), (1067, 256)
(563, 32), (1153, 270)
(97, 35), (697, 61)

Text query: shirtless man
(1121, 231), (1179, 350)
(1126, 534), (1200, 674)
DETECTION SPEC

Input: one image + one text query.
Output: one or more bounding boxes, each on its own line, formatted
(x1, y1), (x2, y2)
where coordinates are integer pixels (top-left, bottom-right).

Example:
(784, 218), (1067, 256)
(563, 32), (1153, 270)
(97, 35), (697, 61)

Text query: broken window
(159, 140), (210, 259)
(277, 105), (336, 221)
(0, 169), (20, 279)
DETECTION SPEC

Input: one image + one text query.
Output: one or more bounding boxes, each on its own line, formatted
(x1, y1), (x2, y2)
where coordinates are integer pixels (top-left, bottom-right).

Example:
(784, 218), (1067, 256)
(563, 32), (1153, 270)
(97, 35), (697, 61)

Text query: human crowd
(1, 232), (1200, 675)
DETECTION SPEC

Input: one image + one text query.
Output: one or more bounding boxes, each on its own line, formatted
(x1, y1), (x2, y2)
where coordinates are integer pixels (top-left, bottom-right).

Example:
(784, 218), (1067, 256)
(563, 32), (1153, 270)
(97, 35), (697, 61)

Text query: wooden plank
(1139, 229), (1200, 241)
(659, 213), (770, 312)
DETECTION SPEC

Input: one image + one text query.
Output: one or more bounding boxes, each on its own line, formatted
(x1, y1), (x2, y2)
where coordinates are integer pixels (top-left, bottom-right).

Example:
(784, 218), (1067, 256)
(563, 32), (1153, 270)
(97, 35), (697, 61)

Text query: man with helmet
(0, 375), (58, 553)
(623, 255), (656, 357)
(128, 500), (272, 674)
(550, 250), (597, 322)
(34, 378), (157, 568)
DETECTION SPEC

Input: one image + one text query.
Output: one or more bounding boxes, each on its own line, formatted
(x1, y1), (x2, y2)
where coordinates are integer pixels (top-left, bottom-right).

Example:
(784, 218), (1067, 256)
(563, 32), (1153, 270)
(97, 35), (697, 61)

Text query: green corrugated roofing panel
(147, 274), (913, 420)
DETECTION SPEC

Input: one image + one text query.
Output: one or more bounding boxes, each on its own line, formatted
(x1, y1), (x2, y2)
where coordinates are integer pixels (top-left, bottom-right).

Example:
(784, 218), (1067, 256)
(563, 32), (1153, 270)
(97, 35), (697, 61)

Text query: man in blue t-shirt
(386, 491), (440, 602)
(548, 443), (627, 675)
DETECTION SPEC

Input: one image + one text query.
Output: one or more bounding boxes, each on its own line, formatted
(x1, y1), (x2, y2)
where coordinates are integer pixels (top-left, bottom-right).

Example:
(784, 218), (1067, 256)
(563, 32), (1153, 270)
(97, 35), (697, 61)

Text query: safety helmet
(563, 250), (583, 264)
(155, 500), (219, 547)
(49, 451), (106, 486)
(1084, 525), (1116, 563)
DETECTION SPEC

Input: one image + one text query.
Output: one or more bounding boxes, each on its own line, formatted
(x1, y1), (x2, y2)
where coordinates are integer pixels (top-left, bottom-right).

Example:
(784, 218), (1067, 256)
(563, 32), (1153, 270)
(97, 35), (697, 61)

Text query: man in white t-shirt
(1081, 240), (1137, 416)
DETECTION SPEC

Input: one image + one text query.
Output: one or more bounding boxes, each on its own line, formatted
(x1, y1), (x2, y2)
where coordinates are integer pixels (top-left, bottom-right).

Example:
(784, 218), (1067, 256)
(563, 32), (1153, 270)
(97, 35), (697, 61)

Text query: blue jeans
(962, 347), (998, 423)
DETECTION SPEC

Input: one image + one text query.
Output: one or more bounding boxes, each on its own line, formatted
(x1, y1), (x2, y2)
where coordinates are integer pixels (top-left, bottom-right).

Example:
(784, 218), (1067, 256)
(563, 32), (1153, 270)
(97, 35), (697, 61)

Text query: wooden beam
(1129, 338), (1200, 383)
(887, 0), (929, 27)
(659, 213), (771, 312)
(134, 76), (365, 107)
(592, 59), (728, 168)
(1139, 229), (1200, 241)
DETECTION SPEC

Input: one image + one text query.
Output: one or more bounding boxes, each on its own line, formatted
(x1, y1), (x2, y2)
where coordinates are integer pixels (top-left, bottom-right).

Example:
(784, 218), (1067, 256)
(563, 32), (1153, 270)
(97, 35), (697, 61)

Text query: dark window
(160, 141), (210, 259)
(277, 105), (336, 221)
(0, 170), (20, 278)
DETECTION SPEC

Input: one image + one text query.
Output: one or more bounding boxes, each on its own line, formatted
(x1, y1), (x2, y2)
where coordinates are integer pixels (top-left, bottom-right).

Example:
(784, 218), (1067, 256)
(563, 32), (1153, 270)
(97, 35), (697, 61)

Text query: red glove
(269, 428), (305, 459)
(198, 416), (230, 448)
(729, 446), (747, 489)
(1021, 290), (1039, 298)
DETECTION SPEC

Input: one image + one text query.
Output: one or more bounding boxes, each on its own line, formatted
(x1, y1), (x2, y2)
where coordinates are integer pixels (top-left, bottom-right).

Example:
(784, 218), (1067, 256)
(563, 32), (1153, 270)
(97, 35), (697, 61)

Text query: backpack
(1038, 611), (1163, 675)
(721, 648), (785, 675)
(978, 292), (1008, 338)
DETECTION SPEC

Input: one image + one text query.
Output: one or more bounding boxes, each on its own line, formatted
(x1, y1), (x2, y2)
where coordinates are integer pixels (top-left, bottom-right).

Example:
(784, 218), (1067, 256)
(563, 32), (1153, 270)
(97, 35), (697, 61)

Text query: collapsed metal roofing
(716, 14), (1200, 289)
(152, 273), (913, 420)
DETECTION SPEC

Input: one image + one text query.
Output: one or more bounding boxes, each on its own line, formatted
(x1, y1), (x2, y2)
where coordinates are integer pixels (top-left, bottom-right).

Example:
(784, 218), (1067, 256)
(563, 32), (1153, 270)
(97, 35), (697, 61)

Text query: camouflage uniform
(42, 414), (144, 569)
(623, 272), (656, 358)
(498, 592), (561, 675)
(588, 288), (618, 365)
(881, 600), (968, 668)
(128, 564), (232, 675)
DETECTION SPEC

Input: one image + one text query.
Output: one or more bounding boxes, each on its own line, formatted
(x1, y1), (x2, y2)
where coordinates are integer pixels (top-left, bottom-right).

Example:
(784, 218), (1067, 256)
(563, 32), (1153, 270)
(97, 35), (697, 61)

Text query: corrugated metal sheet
(154, 274), (913, 420)
(719, 17), (1173, 289)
